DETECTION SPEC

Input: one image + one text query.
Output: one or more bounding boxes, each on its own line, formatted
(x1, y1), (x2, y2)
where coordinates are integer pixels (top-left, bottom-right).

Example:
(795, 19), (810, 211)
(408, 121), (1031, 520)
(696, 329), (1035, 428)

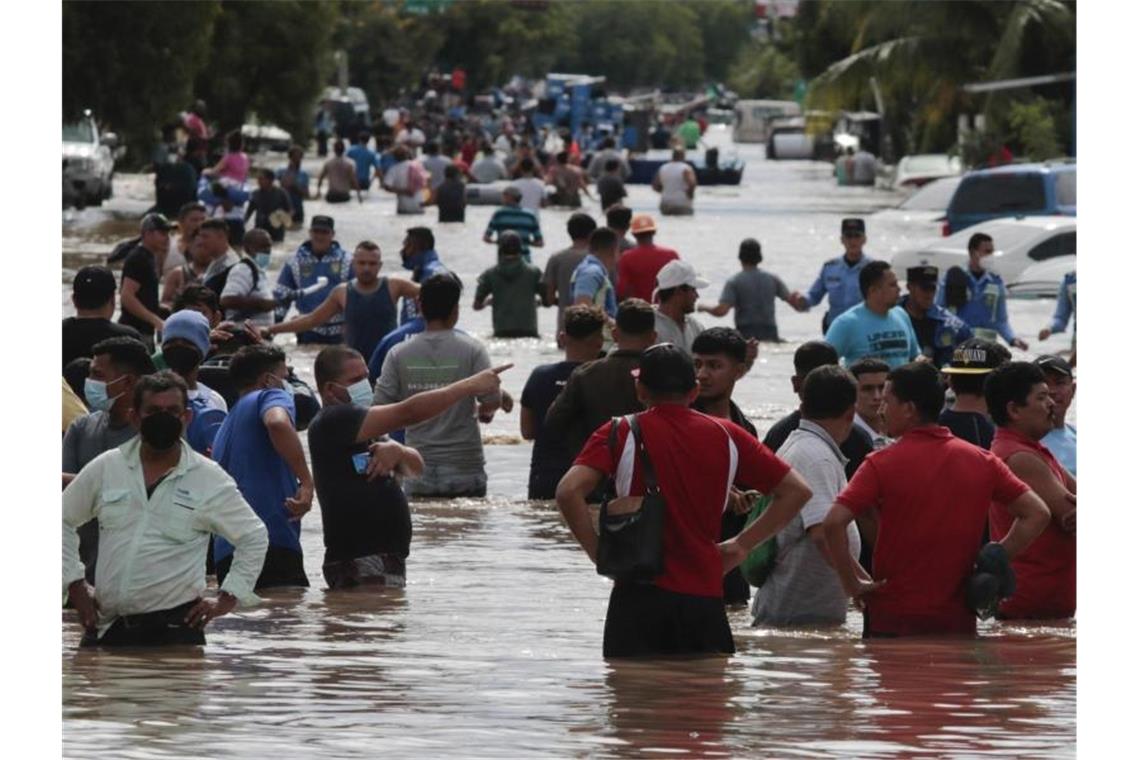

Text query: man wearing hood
(474, 232), (547, 338)
(398, 226), (448, 325)
(273, 215), (351, 344)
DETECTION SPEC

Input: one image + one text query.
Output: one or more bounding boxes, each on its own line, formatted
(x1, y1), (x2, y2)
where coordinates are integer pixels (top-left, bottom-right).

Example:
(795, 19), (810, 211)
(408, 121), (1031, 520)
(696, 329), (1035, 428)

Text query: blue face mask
(339, 378), (374, 408)
(84, 375), (125, 412)
(255, 252), (271, 270)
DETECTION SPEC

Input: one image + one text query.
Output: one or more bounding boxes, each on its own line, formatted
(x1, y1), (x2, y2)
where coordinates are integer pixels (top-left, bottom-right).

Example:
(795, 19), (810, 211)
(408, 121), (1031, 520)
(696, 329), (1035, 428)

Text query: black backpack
(204, 257), (260, 298)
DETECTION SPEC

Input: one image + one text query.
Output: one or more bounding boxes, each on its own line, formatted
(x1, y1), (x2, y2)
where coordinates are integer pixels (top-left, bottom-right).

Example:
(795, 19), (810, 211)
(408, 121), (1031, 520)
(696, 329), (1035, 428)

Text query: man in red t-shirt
(984, 361), (1076, 620)
(616, 215), (680, 302)
(822, 362), (1050, 637)
(556, 343), (811, 657)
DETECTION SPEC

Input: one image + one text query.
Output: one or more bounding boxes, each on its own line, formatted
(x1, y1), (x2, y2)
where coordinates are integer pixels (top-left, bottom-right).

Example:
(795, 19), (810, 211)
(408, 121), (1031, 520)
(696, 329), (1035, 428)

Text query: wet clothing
(62, 318), (142, 370)
(435, 177), (466, 223)
(656, 161), (694, 214)
(753, 419), (859, 626)
(212, 388), (308, 588)
(806, 254), (875, 332)
(399, 248), (447, 324)
(307, 403), (412, 572)
(344, 278), (399, 360)
(485, 205), (543, 261)
(345, 143), (381, 187)
(245, 186), (292, 243)
(276, 165), (310, 223)
(545, 348), (643, 456)
(936, 268), (1017, 344)
(570, 254), (617, 318)
(81, 599), (205, 648)
(603, 583), (734, 658)
(718, 268), (791, 342)
(275, 241), (351, 343)
(836, 425), (1030, 636)
(938, 409), (995, 450)
(475, 258), (544, 337)
(575, 405), (791, 601)
(373, 329), (495, 495)
(896, 296), (973, 368)
(220, 256), (274, 327)
(825, 304), (920, 369)
(596, 174), (627, 211)
(1049, 271), (1076, 335)
(322, 553), (407, 590)
(990, 427), (1076, 620)
(653, 311), (705, 356)
(118, 245), (162, 338)
(543, 244), (589, 333)
(616, 243), (680, 303)
(1042, 424), (1076, 477)
(548, 165), (585, 207)
(63, 438), (267, 639)
(522, 360), (581, 499)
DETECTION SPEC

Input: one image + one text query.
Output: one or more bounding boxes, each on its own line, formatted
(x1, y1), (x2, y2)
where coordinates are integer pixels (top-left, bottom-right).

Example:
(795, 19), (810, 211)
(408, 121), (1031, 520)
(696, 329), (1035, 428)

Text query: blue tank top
(345, 278), (397, 360)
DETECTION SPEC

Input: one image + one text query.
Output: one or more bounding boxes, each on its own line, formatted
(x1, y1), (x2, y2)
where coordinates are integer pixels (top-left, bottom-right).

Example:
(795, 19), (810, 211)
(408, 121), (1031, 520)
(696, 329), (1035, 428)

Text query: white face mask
(339, 378), (374, 408)
(977, 253), (995, 271)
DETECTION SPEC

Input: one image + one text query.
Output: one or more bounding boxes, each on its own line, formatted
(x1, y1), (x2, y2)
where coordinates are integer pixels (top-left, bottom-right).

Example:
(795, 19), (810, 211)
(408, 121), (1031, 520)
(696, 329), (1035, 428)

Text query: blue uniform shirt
(825, 303), (920, 369)
(212, 388), (301, 560)
(274, 240), (352, 342)
(936, 268), (1017, 344)
(895, 296), (974, 368)
(806, 253), (875, 328)
(1042, 423), (1076, 476)
(1050, 271), (1077, 334)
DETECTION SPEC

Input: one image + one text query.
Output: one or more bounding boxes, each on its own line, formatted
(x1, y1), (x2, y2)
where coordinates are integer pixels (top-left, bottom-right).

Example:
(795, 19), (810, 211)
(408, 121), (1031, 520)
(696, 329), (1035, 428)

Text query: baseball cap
(906, 265), (939, 285)
(631, 343), (697, 395)
(1034, 354), (1073, 379)
(655, 259), (710, 294)
(630, 214), (657, 235)
(73, 265), (116, 303)
(941, 338), (1007, 375)
(140, 212), (173, 232)
(310, 215), (335, 231)
(841, 218), (866, 236)
(161, 309), (211, 357)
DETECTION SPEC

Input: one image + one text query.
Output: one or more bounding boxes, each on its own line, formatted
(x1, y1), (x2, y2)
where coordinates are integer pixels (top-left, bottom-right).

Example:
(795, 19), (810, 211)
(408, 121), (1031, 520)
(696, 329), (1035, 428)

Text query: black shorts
(603, 583), (735, 658)
(216, 545), (309, 590)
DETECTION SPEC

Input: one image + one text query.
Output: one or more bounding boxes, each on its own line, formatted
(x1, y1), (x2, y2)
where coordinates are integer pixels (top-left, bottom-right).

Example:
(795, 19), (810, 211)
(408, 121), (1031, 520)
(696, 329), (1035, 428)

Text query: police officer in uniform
(935, 232), (1029, 350)
(796, 218), (875, 334)
(895, 265), (974, 368)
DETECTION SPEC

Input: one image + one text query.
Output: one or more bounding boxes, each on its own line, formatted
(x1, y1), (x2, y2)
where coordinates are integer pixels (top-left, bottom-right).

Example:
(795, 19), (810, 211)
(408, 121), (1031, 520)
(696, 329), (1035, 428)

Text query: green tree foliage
(194, 1), (338, 140)
(62, 0), (220, 158)
(695, 1), (756, 83)
(333, 2), (445, 106)
(728, 42), (800, 100)
(1006, 97), (1062, 160)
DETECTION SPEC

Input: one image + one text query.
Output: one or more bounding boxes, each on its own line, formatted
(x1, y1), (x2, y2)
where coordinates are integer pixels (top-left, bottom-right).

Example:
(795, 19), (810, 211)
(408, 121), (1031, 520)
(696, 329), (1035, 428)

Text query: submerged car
(892, 153), (962, 190)
(891, 215), (1076, 289)
(63, 110), (118, 209)
(871, 176), (962, 253)
(944, 160), (1076, 234)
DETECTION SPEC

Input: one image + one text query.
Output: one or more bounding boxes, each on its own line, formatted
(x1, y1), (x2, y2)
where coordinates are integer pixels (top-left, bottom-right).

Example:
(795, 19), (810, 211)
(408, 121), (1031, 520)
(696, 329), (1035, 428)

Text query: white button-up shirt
(63, 437), (268, 635)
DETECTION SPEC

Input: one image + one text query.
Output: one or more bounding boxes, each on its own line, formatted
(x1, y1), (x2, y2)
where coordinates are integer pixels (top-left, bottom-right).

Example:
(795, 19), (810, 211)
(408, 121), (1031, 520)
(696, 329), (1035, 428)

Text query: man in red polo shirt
(616, 214), (680, 302)
(556, 343), (812, 657)
(984, 361), (1076, 620)
(821, 362), (1050, 637)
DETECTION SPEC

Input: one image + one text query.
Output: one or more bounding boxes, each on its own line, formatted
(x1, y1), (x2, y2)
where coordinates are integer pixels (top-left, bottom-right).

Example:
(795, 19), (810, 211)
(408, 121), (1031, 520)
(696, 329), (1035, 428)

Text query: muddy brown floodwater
(62, 141), (1075, 757)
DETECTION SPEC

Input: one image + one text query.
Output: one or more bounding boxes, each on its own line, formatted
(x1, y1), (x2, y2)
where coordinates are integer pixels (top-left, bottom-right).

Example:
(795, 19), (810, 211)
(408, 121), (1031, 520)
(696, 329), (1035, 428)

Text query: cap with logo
(941, 337), (1007, 375)
(73, 265), (116, 302)
(631, 343), (697, 395)
(630, 214), (657, 235)
(841, 218), (866, 236)
(140, 212), (173, 232)
(1034, 354), (1073, 379)
(310, 215), (335, 231)
(906, 265), (939, 285)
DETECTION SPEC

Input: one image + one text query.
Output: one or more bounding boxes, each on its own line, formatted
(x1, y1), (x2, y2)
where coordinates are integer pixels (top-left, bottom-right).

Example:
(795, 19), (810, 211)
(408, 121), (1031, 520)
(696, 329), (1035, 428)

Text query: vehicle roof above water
(921, 215), (1076, 250)
(962, 160), (1076, 178)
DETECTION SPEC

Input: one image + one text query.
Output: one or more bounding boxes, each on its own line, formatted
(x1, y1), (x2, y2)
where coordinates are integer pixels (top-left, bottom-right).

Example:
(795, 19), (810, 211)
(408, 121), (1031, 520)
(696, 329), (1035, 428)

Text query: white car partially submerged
(891, 216), (1076, 291)
(871, 176), (961, 250)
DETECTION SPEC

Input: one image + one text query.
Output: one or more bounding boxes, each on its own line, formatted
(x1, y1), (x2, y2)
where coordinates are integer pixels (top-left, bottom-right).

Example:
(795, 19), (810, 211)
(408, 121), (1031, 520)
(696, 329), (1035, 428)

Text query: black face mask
(140, 412), (183, 451)
(162, 345), (203, 375)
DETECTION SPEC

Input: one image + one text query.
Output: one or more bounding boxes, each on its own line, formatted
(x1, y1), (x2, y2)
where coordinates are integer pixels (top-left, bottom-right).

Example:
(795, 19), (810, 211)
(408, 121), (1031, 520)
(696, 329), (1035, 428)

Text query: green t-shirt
(677, 120), (701, 149)
(475, 258), (544, 337)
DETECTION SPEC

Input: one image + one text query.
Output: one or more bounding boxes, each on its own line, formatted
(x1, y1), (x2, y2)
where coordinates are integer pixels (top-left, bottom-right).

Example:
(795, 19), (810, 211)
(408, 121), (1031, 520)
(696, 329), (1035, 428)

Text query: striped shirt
(484, 205), (543, 261)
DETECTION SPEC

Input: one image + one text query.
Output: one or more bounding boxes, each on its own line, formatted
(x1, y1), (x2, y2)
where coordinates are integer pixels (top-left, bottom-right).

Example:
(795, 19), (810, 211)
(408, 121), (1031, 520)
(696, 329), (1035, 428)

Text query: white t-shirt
(657, 161), (693, 209)
(189, 383), (228, 413)
(163, 238), (187, 275)
(220, 257), (275, 327)
(384, 162), (425, 215)
(510, 177), (545, 213)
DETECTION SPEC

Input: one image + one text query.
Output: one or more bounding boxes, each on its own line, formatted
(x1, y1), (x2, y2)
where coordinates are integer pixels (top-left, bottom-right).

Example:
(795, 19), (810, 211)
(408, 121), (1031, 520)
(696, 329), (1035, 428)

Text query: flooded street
(62, 143), (1075, 757)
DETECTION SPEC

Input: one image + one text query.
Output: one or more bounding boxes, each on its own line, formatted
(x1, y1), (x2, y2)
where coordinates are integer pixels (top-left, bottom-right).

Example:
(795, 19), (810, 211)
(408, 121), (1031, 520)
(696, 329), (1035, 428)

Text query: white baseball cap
(654, 259), (710, 293)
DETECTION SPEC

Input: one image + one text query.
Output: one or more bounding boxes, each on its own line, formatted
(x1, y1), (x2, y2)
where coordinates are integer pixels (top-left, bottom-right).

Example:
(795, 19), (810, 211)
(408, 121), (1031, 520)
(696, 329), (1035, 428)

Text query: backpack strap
(627, 414), (660, 495)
